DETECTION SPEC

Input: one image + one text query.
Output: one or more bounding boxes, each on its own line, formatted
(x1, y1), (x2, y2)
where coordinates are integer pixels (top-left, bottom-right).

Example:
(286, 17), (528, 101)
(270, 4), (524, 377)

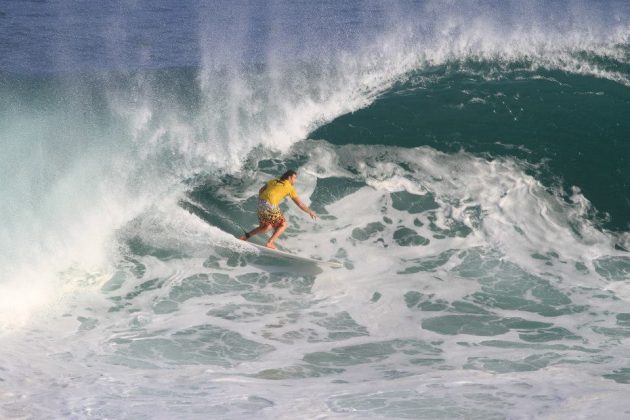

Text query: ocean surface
(2, 1), (630, 418)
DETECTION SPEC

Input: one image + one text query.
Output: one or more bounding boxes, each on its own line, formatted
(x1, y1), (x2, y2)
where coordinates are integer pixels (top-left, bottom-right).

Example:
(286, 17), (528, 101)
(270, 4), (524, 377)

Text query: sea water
(1, 1), (630, 418)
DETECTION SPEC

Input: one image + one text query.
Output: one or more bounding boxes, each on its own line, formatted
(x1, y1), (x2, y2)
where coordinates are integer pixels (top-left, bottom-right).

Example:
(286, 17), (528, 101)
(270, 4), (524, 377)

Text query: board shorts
(257, 199), (285, 228)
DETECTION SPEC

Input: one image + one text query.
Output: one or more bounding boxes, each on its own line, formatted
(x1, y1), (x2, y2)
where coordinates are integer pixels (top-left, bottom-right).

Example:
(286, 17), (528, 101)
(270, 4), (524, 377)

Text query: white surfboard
(243, 241), (343, 268)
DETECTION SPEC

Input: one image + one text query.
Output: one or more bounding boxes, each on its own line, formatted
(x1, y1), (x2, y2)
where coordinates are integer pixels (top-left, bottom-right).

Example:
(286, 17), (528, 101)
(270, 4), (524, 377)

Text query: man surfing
(239, 170), (318, 249)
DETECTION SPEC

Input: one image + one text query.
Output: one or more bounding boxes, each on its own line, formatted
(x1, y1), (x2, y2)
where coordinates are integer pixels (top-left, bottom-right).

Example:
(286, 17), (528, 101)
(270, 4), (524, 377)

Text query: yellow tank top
(259, 179), (298, 206)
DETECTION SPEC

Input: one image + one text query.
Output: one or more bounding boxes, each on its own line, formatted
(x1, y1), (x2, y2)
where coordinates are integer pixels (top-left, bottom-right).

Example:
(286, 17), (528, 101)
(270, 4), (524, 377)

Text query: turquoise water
(2, 1), (630, 418)
(313, 65), (630, 232)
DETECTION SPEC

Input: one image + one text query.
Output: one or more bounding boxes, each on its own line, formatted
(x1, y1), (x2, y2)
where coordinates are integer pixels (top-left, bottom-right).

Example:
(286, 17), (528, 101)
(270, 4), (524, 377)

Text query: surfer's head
(279, 169), (297, 185)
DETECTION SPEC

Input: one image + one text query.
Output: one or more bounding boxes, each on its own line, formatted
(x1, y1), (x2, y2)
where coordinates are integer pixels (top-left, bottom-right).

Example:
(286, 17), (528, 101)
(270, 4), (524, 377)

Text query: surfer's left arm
(291, 197), (318, 220)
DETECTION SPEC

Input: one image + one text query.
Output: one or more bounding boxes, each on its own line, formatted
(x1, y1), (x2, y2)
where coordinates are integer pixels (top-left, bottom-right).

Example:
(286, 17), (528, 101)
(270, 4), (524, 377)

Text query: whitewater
(2, 1), (630, 418)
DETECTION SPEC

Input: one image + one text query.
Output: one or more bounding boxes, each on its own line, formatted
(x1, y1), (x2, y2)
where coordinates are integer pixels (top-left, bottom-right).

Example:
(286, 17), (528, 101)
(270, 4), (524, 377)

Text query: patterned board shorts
(257, 200), (285, 228)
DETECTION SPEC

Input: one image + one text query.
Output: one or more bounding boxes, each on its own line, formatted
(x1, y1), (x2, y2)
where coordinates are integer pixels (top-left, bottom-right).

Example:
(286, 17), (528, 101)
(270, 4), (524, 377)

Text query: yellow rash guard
(259, 179), (298, 206)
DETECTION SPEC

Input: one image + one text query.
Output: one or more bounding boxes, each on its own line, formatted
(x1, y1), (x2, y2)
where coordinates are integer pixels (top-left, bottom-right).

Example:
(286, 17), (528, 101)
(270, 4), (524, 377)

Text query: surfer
(239, 170), (318, 249)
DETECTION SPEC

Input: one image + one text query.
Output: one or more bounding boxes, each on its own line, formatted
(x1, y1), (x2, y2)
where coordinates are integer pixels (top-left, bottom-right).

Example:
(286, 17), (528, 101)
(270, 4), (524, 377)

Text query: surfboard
(243, 241), (343, 268)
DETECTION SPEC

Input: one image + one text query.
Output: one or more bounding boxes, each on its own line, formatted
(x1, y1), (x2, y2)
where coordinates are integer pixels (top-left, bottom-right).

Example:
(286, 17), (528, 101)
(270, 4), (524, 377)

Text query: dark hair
(278, 170), (297, 183)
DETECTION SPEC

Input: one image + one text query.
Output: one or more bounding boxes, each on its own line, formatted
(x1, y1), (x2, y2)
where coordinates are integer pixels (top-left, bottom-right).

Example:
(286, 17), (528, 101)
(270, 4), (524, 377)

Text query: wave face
(1, 1), (630, 418)
(313, 60), (630, 232)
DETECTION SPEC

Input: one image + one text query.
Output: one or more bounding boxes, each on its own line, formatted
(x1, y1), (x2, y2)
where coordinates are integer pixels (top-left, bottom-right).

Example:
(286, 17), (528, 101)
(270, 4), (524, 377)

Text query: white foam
(2, 140), (629, 419)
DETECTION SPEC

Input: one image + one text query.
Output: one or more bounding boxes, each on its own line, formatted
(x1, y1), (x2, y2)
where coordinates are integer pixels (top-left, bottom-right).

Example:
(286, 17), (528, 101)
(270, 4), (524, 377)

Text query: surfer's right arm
(291, 197), (318, 220)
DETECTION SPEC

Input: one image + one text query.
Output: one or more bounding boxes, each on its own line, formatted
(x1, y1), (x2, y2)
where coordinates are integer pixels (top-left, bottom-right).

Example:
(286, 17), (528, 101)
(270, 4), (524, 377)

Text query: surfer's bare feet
(265, 242), (277, 250)
(238, 235), (247, 241)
